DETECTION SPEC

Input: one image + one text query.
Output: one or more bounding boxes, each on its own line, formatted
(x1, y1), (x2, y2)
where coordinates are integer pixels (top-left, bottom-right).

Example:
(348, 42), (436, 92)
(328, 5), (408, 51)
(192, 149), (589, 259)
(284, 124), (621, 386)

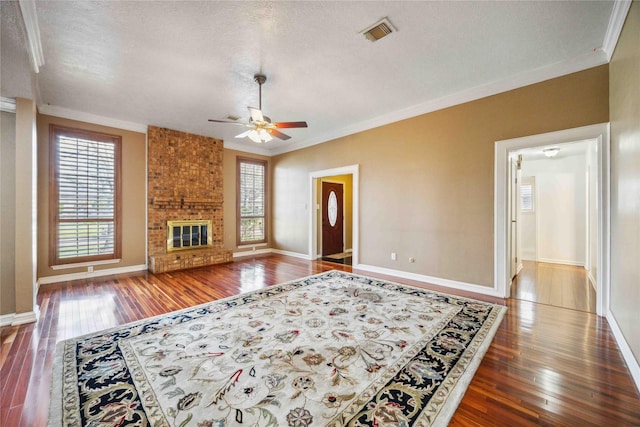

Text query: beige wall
(609, 2), (640, 366)
(14, 98), (38, 315)
(1, 111), (16, 315)
(223, 148), (271, 253)
(272, 65), (609, 287)
(37, 115), (147, 279)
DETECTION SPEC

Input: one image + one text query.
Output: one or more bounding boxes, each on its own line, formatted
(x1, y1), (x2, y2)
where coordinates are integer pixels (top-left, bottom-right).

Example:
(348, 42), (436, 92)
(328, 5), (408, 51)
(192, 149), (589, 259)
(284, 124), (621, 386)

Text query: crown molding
(38, 104), (148, 133)
(223, 139), (273, 156)
(602, 0), (632, 61)
(270, 50), (608, 156)
(37, 104), (276, 155)
(1, 97), (17, 113)
(18, 0), (44, 73)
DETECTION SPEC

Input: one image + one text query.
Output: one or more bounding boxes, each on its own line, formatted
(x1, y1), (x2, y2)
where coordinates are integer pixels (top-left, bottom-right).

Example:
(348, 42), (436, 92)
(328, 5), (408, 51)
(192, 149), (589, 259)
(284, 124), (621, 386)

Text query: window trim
(49, 124), (122, 266)
(236, 156), (268, 245)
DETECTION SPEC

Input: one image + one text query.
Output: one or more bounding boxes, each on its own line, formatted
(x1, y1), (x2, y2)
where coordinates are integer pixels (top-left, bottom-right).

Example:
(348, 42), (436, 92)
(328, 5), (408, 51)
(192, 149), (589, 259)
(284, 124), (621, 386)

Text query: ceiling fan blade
(274, 121), (308, 129)
(270, 129), (291, 140)
(208, 119), (247, 126)
(249, 108), (264, 122)
(235, 129), (255, 138)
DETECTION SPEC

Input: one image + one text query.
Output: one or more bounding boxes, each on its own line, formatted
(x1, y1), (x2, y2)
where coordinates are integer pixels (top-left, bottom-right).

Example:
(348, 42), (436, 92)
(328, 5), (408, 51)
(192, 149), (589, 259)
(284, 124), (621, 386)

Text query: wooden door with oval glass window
(321, 181), (344, 256)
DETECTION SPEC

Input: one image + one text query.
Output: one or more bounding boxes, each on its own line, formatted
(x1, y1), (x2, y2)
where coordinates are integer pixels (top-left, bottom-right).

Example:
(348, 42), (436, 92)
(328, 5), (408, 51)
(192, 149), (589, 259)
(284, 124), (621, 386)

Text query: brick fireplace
(147, 126), (232, 273)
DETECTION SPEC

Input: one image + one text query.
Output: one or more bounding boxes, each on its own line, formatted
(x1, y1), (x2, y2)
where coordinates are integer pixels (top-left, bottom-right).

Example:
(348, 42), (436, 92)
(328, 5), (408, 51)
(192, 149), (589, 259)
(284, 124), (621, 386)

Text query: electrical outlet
(391, 252), (397, 261)
(88, 266), (94, 273)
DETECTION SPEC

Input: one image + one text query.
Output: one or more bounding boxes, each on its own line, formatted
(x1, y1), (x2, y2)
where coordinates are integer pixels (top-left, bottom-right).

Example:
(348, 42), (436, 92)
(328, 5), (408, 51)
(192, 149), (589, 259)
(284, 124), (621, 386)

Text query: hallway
(511, 260), (596, 313)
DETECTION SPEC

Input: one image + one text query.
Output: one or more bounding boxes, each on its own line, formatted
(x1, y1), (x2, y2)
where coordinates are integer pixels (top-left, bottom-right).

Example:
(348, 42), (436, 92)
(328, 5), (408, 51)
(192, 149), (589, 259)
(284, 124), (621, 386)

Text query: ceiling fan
(208, 74), (308, 143)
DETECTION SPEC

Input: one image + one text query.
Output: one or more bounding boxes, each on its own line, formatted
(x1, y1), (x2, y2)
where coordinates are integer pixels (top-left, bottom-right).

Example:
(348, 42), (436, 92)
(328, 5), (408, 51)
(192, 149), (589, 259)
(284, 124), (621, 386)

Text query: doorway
(320, 181), (349, 265)
(321, 181), (344, 256)
(319, 178), (351, 265)
(309, 165), (359, 267)
(495, 123), (610, 316)
(511, 139), (597, 313)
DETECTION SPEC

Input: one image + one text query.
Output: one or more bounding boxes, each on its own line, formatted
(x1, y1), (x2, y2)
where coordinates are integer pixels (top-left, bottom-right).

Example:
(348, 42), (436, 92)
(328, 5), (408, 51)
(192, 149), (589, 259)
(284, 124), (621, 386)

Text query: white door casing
(495, 123), (610, 316)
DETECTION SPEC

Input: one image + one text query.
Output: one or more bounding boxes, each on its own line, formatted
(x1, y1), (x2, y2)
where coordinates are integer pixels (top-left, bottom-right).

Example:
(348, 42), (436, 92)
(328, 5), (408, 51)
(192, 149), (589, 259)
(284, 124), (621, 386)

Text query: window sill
(51, 259), (121, 270)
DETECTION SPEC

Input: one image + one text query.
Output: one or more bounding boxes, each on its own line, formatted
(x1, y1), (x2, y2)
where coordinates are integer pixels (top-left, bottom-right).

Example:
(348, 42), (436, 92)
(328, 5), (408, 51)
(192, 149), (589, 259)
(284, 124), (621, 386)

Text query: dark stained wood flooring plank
(0, 254), (638, 426)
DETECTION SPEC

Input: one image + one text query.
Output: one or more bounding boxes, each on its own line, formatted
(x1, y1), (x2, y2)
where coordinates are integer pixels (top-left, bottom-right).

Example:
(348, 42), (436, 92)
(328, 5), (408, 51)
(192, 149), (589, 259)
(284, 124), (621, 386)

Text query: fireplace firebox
(166, 220), (213, 252)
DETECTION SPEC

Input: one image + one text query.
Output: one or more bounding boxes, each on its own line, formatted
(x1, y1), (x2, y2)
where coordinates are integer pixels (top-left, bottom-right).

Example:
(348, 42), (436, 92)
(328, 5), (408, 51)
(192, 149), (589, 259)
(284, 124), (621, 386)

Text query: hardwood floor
(512, 261), (597, 313)
(1, 254), (639, 426)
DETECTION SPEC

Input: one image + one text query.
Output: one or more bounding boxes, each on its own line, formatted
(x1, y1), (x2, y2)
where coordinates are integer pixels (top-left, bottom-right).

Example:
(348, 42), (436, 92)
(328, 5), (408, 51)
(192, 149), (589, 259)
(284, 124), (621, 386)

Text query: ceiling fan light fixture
(259, 129), (272, 142)
(247, 131), (263, 143)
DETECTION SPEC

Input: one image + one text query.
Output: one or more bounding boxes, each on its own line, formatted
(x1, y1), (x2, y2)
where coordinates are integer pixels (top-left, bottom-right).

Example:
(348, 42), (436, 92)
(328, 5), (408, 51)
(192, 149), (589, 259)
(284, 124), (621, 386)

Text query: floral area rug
(49, 270), (506, 426)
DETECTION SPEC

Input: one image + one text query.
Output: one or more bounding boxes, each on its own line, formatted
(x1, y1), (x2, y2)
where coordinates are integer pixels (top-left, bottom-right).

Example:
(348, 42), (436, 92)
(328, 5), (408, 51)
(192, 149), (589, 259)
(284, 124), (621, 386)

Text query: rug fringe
(47, 340), (66, 427)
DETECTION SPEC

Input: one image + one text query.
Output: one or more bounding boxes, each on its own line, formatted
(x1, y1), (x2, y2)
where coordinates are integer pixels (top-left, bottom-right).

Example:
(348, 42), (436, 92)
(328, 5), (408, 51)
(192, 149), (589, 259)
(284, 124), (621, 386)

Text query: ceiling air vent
(361, 18), (396, 42)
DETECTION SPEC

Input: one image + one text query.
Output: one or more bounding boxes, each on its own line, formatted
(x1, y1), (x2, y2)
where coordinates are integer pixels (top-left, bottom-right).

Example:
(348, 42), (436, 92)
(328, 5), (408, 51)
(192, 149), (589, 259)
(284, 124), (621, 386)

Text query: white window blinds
(51, 126), (121, 264)
(520, 183), (534, 212)
(238, 158), (266, 244)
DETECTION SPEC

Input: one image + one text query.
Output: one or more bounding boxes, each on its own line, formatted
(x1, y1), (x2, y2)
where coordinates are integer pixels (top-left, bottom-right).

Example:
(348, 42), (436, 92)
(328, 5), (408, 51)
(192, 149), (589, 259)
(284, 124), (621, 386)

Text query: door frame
(494, 123), (610, 316)
(309, 165), (359, 266)
(507, 156), (520, 280)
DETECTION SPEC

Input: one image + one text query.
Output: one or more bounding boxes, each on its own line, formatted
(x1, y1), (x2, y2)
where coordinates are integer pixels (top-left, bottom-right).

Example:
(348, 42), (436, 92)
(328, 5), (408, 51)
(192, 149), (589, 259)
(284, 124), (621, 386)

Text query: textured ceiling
(1, 1), (620, 155)
(0, 1), (34, 100)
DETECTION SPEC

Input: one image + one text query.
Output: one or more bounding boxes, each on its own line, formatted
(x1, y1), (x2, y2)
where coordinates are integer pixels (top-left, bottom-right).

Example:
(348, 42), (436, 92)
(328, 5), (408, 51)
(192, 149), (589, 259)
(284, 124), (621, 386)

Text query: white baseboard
(0, 308), (40, 326)
(537, 258), (585, 267)
(233, 248), (274, 258)
(606, 309), (640, 394)
(0, 313), (16, 327)
(271, 249), (313, 260)
(14, 308), (39, 325)
(354, 264), (504, 298)
(588, 271), (597, 291)
(38, 264), (147, 285)
(233, 248), (312, 261)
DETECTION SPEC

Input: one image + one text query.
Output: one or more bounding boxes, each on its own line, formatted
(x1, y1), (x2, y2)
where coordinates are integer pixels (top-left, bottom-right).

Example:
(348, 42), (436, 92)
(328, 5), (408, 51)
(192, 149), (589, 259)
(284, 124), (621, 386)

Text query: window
(520, 178), (534, 212)
(237, 157), (267, 244)
(50, 125), (122, 265)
